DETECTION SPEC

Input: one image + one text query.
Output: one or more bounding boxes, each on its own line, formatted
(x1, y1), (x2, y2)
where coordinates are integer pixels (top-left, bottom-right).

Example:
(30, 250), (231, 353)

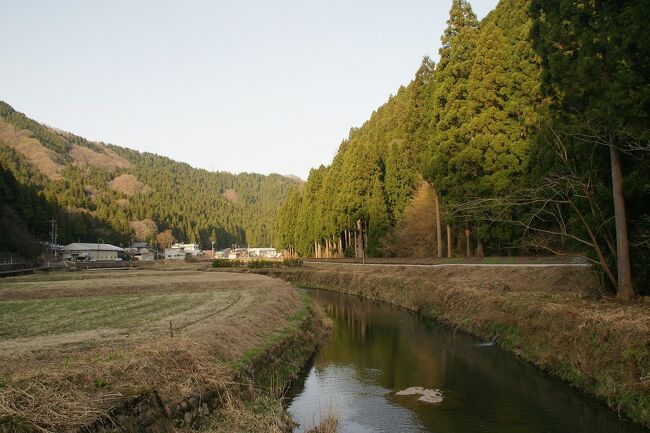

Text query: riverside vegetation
(211, 258), (303, 269)
(273, 2), (648, 425)
(0, 269), (329, 433)
(260, 263), (650, 428)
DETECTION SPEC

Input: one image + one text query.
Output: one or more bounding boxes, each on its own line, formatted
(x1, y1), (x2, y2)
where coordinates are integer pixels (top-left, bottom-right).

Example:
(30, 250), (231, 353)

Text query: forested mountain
(275, 0), (650, 296)
(0, 101), (299, 258)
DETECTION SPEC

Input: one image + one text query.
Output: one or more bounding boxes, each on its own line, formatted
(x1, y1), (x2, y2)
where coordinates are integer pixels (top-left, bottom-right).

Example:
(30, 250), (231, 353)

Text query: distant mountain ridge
(0, 101), (299, 258)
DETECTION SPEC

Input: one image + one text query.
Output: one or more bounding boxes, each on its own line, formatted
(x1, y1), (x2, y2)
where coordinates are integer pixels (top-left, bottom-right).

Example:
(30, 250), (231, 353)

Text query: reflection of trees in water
(441, 337), (645, 433)
(310, 289), (644, 433)
(313, 290), (445, 391)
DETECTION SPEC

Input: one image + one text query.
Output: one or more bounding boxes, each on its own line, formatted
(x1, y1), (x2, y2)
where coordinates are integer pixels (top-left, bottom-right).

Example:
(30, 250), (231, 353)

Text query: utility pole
(50, 218), (54, 259)
(53, 219), (58, 260)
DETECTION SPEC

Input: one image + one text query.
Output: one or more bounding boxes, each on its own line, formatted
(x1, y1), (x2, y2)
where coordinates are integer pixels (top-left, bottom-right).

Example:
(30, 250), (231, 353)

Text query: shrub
(282, 258), (303, 267)
(212, 259), (243, 268)
(212, 258), (302, 268)
(248, 260), (281, 269)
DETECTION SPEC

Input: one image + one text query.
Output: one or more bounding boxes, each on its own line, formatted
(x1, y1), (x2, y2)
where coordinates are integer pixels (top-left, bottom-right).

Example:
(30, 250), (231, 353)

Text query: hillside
(274, 0), (650, 295)
(0, 101), (299, 258)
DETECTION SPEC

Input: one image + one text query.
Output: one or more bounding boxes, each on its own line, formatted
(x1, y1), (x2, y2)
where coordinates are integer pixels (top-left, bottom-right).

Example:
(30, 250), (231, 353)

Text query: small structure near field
(61, 243), (124, 261)
(126, 242), (155, 261)
(214, 247), (279, 259)
(164, 248), (187, 260)
(170, 243), (203, 256)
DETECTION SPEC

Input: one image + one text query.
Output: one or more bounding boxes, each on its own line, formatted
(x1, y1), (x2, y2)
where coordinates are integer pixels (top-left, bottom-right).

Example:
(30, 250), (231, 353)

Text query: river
(287, 289), (646, 433)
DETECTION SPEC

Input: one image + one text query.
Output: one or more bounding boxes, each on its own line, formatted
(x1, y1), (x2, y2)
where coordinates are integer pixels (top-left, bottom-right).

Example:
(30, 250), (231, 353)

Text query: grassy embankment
(262, 262), (650, 428)
(0, 268), (329, 433)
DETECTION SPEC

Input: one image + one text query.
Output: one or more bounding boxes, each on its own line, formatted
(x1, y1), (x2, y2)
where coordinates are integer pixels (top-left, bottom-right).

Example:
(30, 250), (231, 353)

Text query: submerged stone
(395, 387), (443, 404)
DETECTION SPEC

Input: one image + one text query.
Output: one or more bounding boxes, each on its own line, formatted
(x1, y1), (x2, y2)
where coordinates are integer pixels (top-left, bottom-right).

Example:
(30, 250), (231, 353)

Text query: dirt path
(304, 260), (592, 268)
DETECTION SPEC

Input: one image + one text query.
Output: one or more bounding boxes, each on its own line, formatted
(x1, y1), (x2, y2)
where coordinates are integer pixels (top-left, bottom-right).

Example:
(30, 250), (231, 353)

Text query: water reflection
(288, 289), (646, 433)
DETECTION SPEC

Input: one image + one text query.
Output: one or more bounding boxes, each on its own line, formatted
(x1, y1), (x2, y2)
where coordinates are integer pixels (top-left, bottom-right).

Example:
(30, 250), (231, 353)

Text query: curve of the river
(287, 289), (646, 433)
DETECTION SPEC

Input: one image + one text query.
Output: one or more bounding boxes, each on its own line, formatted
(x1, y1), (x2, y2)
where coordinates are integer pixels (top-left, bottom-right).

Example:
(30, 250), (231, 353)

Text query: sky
(1, 0), (499, 180)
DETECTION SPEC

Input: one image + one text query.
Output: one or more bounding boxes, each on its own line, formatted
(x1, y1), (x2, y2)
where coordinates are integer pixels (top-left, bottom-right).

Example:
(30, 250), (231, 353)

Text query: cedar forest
(0, 0), (648, 297)
(0, 101), (299, 257)
(274, 0), (650, 297)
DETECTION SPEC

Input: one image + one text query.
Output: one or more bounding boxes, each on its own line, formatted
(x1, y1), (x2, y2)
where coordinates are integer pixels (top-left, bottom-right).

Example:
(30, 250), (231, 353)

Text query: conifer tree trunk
(465, 224), (472, 257)
(447, 224), (453, 258)
(357, 219), (364, 261)
(610, 145), (635, 299)
(434, 187), (443, 258)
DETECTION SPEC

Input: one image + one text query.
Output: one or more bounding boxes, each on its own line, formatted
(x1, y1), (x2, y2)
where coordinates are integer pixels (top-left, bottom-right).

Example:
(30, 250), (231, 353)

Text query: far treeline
(0, 102), (299, 258)
(274, 0), (650, 297)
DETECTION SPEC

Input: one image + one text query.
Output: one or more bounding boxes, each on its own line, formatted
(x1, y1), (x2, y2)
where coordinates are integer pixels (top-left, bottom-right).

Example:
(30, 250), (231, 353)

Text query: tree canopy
(0, 103), (299, 255)
(274, 0), (650, 295)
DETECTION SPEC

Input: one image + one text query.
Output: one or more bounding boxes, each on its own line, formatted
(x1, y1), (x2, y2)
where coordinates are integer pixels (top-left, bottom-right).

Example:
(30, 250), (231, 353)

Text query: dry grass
(381, 181), (438, 257)
(115, 198), (130, 208)
(0, 118), (65, 179)
(297, 261), (599, 293)
(222, 188), (238, 203)
(0, 270), (303, 432)
(69, 144), (130, 171)
(107, 173), (152, 196)
(198, 391), (294, 433)
(305, 416), (339, 433)
(276, 263), (650, 428)
(302, 400), (340, 433)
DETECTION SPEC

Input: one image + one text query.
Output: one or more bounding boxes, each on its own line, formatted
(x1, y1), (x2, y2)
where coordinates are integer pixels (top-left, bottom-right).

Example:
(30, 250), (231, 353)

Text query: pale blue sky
(1, 0), (499, 179)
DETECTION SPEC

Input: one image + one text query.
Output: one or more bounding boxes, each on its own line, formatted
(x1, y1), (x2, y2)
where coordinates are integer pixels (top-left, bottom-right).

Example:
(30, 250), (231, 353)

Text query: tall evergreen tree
(531, 0), (650, 298)
(422, 0), (479, 197)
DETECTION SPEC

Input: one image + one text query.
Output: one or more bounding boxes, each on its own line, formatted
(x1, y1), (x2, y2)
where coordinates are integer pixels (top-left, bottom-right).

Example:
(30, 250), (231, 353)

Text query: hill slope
(0, 101), (298, 258)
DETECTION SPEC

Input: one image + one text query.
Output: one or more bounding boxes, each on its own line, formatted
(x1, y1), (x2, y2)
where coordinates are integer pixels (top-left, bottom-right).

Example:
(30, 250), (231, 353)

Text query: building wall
(88, 250), (118, 261)
(165, 249), (186, 260)
(63, 250), (118, 261)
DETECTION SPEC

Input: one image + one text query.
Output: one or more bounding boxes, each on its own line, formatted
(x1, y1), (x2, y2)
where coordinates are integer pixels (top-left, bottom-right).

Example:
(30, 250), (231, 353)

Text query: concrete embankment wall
(269, 263), (650, 428)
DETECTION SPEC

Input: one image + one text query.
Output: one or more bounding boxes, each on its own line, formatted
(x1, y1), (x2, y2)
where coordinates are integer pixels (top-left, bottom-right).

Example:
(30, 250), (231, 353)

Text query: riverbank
(263, 262), (650, 428)
(0, 269), (329, 432)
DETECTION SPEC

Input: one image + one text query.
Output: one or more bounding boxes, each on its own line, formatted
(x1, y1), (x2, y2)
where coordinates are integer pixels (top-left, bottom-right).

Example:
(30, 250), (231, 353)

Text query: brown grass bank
(262, 262), (650, 428)
(0, 269), (329, 433)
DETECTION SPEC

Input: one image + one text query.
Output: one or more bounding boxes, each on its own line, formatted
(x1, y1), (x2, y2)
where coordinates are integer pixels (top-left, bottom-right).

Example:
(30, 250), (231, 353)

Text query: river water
(287, 289), (646, 433)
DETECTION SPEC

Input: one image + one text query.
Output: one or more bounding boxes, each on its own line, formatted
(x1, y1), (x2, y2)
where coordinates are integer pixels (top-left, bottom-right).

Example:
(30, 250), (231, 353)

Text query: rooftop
(61, 243), (124, 252)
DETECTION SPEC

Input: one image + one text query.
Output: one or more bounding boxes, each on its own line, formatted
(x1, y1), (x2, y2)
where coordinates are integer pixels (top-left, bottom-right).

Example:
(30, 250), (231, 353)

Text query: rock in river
(395, 387), (444, 404)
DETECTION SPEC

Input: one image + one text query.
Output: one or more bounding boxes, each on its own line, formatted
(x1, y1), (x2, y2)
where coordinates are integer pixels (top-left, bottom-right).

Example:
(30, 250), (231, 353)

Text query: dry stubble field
(0, 268), (305, 432)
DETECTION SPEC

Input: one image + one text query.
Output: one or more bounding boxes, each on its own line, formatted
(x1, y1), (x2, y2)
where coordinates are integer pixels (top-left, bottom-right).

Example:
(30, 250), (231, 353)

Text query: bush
(212, 259), (243, 268)
(248, 260), (281, 269)
(282, 258), (303, 267)
(212, 258), (303, 268)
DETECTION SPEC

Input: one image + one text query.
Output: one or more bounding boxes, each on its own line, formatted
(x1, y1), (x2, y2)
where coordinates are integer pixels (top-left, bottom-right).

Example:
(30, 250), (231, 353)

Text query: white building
(164, 248), (187, 260)
(246, 247), (279, 258)
(215, 247), (279, 259)
(170, 243), (203, 256)
(61, 243), (124, 261)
